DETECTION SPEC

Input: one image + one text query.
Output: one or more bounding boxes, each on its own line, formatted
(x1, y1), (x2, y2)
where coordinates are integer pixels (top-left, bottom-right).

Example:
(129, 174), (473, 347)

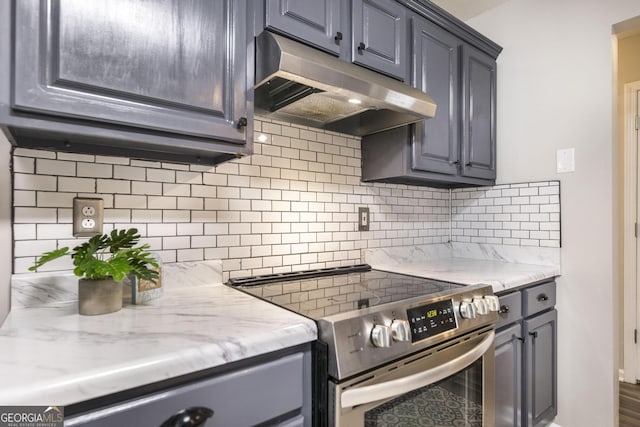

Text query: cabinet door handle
(529, 331), (538, 339)
(357, 42), (366, 53)
(514, 334), (525, 343)
(449, 160), (460, 165)
(537, 294), (549, 302)
(335, 31), (343, 42)
(466, 162), (473, 166)
(236, 117), (247, 129)
(160, 406), (214, 427)
(498, 304), (510, 314)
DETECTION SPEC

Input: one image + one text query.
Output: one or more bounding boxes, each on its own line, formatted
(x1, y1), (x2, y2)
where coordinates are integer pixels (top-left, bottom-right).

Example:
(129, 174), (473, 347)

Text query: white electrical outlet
(73, 197), (104, 237)
(81, 206), (96, 216)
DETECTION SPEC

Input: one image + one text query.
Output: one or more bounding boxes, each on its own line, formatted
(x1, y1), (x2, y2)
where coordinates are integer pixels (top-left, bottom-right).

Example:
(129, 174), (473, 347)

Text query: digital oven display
(407, 299), (457, 343)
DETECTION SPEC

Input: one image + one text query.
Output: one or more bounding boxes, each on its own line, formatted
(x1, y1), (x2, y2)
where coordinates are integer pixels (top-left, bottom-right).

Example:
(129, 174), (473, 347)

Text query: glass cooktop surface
(228, 266), (463, 320)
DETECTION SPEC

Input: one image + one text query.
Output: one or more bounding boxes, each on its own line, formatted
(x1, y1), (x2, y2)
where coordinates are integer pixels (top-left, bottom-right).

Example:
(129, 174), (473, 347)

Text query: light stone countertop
(365, 243), (561, 292)
(0, 262), (317, 406)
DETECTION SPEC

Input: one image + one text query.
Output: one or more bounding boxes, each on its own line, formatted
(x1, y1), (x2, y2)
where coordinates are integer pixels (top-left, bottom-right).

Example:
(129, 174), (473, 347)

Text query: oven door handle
(340, 331), (494, 408)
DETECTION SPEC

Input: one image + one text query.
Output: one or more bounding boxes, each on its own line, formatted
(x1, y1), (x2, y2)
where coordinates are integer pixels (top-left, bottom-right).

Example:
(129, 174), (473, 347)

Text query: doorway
(622, 79), (640, 384)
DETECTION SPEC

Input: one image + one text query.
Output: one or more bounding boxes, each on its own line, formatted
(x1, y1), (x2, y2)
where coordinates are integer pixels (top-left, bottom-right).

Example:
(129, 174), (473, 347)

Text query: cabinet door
(495, 324), (523, 427)
(411, 17), (460, 175)
(352, 0), (407, 81)
(524, 309), (558, 427)
(461, 45), (496, 180)
(265, 0), (342, 55)
(66, 353), (305, 427)
(13, 0), (247, 144)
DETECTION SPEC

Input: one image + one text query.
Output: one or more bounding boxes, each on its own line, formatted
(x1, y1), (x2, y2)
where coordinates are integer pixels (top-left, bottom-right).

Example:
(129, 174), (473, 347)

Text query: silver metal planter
(78, 278), (123, 315)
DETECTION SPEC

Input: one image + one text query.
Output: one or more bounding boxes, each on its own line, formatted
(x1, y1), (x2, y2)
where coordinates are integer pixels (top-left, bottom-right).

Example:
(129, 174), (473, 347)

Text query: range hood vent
(255, 32), (437, 137)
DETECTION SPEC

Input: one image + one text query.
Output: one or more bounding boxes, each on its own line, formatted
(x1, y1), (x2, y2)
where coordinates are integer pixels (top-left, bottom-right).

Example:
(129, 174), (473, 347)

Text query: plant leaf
(29, 247), (69, 271)
(107, 228), (140, 253)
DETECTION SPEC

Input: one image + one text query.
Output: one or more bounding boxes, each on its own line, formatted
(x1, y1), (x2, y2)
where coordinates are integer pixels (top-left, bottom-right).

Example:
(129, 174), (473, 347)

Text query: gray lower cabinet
(495, 281), (558, 427)
(1, 0), (252, 165)
(360, 14), (499, 188)
(495, 323), (523, 427)
(65, 350), (311, 427)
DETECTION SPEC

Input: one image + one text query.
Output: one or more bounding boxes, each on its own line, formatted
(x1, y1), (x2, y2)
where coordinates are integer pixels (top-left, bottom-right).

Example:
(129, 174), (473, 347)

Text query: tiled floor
(620, 381), (640, 427)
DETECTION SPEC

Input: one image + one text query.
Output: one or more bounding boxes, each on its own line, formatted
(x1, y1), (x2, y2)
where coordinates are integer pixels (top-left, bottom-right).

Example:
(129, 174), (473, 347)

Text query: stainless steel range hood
(254, 32), (437, 137)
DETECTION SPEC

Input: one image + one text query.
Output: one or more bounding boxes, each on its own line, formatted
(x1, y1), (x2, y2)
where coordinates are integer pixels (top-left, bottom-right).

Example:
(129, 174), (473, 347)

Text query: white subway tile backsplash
(11, 118), (560, 276)
(97, 155), (130, 165)
(114, 165), (145, 181)
(115, 195), (147, 209)
(78, 162), (112, 178)
(14, 190), (36, 207)
(58, 177), (94, 193)
(97, 179), (130, 194)
(14, 224), (36, 240)
(452, 182), (560, 248)
(14, 174), (56, 191)
(147, 169), (175, 183)
(132, 210), (162, 223)
(36, 159), (76, 176)
(37, 192), (75, 208)
(13, 157), (35, 174)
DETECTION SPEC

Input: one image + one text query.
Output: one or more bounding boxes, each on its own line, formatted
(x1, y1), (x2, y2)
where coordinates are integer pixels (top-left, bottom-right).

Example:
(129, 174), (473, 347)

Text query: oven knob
(390, 319), (411, 342)
(473, 297), (489, 315)
(459, 300), (477, 319)
(484, 295), (500, 312)
(370, 324), (392, 348)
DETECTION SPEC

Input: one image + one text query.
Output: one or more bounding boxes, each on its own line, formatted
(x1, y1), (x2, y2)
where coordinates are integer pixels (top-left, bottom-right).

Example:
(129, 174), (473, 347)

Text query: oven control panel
(406, 299), (457, 343)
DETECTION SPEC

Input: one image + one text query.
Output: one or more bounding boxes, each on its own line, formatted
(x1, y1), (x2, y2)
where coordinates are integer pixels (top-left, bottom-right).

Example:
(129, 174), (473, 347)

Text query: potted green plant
(30, 228), (159, 315)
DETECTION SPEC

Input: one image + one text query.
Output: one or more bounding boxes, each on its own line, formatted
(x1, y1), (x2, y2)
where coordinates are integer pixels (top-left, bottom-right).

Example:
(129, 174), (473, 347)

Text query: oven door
(330, 327), (495, 427)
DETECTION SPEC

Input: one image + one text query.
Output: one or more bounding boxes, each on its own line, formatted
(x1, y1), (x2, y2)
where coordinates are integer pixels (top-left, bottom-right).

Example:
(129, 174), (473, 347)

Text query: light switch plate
(557, 148), (575, 173)
(73, 197), (104, 237)
(358, 207), (370, 232)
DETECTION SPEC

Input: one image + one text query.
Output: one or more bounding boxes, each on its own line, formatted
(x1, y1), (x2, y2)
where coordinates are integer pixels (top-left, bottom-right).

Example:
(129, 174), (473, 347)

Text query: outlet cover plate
(358, 207), (370, 232)
(73, 197), (104, 237)
(557, 148), (575, 173)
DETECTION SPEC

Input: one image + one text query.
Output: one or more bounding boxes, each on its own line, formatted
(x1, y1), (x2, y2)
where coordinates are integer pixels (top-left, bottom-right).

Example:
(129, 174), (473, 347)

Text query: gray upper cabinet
(265, 0), (342, 55)
(411, 17), (460, 175)
(351, 0), (408, 81)
(461, 45), (497, 180)
(2, 0), (251, 165)
(361, 11), (500, 188)
(262, 0), (408, 81)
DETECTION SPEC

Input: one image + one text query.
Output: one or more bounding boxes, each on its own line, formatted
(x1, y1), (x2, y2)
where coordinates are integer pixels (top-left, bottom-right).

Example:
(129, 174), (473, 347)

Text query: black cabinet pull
(449, 160), (460, 165)
(529, 331), (538, 339)
(335, 31), (343, 42)
(236, 117), (247, 129)
(466, 162), (473, 166)
(357, 42), (366, 53)
(514, 334), (525, 343)
(498, 304), (510, 314)
(160, 407), (214, 427)
(537, 294), (549, 302)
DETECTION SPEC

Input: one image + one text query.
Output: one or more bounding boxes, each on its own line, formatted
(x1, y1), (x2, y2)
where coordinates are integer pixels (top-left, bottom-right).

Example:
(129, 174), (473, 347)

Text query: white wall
(468, 1), (640, 425)
(0, 131), (11, 325)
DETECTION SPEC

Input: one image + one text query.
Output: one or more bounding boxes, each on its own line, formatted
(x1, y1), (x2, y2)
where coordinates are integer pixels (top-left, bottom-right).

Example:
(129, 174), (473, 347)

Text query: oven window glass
(364, 359), (483, 427)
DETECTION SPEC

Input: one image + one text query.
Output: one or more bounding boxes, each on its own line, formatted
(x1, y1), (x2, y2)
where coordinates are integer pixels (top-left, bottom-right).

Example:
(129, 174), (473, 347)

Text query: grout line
(449, 189), (452, 243)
